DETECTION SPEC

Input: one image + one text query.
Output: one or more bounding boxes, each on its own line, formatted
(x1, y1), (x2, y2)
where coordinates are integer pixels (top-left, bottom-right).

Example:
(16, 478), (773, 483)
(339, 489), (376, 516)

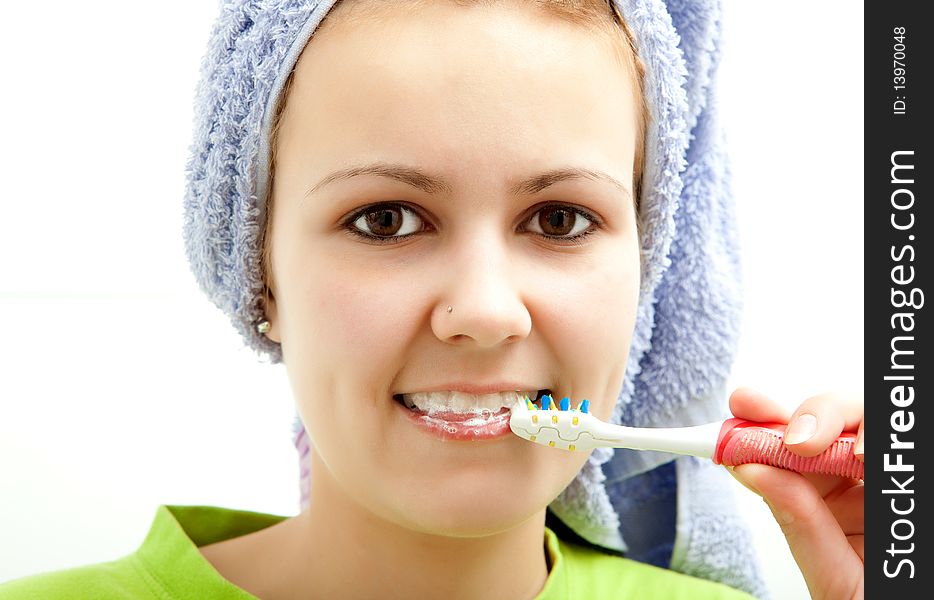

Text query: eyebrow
(304, 161), (631, 200)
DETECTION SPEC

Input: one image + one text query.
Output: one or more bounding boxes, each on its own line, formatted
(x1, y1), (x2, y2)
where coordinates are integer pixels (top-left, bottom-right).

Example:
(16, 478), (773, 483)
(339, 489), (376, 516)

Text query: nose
(430, 237), (532, 348)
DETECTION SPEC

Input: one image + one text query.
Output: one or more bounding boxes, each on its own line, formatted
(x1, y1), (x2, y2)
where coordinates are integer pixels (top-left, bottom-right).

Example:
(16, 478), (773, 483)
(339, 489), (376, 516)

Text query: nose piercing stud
(446, 305), (453, 313)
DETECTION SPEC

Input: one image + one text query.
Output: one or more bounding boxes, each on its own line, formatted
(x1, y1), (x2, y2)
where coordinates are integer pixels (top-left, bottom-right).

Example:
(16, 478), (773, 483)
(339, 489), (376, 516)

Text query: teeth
(402, 391), (531, 414)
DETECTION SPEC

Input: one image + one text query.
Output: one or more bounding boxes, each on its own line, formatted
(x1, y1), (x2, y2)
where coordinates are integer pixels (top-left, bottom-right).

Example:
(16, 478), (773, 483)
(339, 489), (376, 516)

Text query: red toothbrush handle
(713, 418), (864, 480)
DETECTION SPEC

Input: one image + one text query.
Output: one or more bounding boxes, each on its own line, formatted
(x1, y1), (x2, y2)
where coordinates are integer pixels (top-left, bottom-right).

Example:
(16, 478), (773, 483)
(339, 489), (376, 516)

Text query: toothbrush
(510, 395), (864, 480)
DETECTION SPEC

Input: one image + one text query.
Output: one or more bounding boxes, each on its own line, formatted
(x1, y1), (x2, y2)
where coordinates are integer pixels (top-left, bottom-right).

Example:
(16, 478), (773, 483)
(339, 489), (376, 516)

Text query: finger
(823, 482), (864, 536)
(731, 466), (864, 533)
(728, 386), (792, 423)
(800, 472), (862, 501)
(726, 465), (761, 496)
(731, 463), (863, 598)
(848, 534), (865, 563)
(783, 391), (863, 458)
(729, 387), (864, 465)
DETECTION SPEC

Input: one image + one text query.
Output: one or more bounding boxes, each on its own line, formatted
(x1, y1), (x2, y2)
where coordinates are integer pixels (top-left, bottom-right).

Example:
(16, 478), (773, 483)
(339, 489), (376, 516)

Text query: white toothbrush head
(509, 395), (604, 451)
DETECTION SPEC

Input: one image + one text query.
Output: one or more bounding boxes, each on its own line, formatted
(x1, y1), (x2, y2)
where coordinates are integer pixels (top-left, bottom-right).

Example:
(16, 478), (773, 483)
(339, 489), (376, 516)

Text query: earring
(446, 305), (453, 313)
(256, 319), (271, 334)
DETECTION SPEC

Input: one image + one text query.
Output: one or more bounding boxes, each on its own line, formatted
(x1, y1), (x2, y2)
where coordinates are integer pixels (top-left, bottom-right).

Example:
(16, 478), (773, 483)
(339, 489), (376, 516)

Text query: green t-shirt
(0, 505), (755, 599)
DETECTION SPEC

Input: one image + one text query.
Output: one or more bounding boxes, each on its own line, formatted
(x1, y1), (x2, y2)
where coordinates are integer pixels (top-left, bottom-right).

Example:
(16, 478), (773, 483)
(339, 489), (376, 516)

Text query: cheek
(565, 242), (640, 347)
(299, 274), (406, 357)
(553, 241), (640, 416)
(316, 280), (384, 348)
(604, 236), (642, 333)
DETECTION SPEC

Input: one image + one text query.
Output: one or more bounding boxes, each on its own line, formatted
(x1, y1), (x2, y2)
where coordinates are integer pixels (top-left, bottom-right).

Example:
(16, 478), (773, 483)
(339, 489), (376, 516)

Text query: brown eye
(350, 204), (423, 239)
(539, 207), (574, 235)
(527, 205), (594, 239)
(364, 207), (401, 235)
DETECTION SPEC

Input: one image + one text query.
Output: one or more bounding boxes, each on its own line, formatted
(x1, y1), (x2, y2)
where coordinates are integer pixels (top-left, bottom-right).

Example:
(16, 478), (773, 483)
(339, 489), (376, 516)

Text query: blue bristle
(542, 394), (552, 406)
(560, 397), (570, 411)
(580, 399), (590, 414)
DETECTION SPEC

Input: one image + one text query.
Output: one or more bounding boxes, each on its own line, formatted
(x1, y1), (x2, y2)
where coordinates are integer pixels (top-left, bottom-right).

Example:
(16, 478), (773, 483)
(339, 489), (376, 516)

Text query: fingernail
(854, 435), (864, 456)
(784, 413), (818, 445)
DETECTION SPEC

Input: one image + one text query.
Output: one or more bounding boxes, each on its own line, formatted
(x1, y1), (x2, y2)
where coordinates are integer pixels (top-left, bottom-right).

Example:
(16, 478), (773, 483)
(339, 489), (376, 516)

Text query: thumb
(730, 464), (862, 600)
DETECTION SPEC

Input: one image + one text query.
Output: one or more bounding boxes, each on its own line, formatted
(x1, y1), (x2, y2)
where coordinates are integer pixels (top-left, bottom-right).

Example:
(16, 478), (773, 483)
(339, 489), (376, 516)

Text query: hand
(726, 387), (864, 600)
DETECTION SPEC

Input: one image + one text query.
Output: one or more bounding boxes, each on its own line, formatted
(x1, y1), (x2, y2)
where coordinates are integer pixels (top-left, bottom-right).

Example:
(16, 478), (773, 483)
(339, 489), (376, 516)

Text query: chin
(385, 477), (552, 538)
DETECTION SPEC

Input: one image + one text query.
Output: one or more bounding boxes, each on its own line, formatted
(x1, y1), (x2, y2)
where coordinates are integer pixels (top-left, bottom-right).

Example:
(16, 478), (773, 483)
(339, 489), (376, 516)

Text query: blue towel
(184, 0), (767, 597)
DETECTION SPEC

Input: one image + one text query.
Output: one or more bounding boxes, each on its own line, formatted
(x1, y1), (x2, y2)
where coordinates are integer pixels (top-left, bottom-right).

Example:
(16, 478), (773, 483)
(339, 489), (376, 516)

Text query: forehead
(277, 2), (638, 189)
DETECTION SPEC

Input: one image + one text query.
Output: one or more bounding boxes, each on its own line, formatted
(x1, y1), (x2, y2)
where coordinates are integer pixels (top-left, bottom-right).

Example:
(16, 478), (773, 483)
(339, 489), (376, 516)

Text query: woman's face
(265, 2), (641, 536)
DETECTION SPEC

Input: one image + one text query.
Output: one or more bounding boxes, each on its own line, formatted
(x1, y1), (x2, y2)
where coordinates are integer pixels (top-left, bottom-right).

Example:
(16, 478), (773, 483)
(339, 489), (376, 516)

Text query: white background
(0, 1), (862, 597)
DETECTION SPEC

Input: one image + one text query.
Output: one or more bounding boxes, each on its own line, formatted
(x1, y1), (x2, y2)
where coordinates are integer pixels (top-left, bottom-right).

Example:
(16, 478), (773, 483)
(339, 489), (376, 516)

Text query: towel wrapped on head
(183, 0), (767, 596)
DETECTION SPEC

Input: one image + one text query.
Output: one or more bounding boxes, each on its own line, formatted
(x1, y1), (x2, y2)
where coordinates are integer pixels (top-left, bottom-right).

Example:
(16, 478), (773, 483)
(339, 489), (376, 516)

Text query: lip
(393, 394), (517, 441)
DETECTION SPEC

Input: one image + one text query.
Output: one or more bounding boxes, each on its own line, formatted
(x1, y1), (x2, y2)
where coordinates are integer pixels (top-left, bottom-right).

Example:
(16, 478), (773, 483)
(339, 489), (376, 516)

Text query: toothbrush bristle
(510, 396), (600, 451)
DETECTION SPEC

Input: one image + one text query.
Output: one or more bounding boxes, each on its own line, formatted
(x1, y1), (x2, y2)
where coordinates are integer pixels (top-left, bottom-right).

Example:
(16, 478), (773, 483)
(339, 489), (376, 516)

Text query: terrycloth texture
(183, 0), (767, 597)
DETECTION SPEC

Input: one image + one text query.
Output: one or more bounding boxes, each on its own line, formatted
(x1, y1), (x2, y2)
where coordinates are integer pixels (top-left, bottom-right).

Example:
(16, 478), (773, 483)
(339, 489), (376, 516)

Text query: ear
(262, 287), (282, 344)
